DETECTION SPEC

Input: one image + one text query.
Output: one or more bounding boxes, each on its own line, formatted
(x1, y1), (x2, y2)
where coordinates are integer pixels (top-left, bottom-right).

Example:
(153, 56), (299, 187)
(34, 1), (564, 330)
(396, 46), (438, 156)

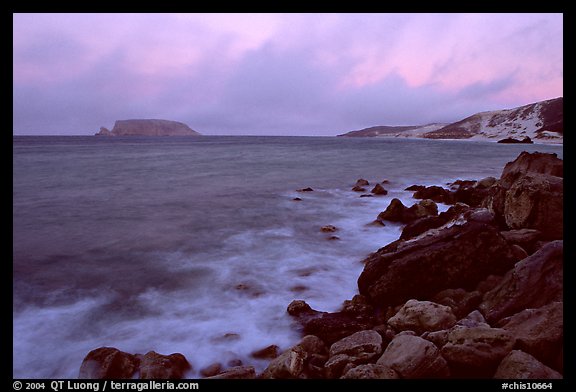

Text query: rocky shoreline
(78, 151), (563, 379)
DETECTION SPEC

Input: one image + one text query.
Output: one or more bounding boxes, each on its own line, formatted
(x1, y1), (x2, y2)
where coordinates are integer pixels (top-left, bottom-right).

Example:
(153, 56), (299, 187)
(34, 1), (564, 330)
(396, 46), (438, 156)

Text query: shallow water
(13, 135), (562, 378)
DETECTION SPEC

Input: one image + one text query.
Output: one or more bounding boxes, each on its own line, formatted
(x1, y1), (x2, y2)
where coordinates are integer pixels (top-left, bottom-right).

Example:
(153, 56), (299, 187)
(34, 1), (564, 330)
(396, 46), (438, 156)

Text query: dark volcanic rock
(79, 347), (139, 379)
(377, 198), (438, 224)
(370, 183), (388, 195)
(358, 221), (516, 308)
(139, 351), (191, 379)
(303, 312), (375, 345)
(479, 240), (563, 324)
(355, 179), (370, 186)
(400, 203), (469, 240)
(251, 345), (280, 359)
(413, 185), (454, 204)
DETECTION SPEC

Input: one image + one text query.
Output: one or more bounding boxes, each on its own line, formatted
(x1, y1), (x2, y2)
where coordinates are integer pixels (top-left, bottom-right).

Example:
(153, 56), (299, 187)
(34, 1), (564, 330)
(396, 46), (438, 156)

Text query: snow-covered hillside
(339, 97), (563, 143)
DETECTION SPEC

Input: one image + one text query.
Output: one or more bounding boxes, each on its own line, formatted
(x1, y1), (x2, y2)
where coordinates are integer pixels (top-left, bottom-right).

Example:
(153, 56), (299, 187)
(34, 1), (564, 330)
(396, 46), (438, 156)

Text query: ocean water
(12, 136), (563, 378)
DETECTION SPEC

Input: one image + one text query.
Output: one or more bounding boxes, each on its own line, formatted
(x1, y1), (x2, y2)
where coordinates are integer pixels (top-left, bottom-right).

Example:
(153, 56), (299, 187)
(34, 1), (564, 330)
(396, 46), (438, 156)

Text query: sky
(13, 13), (563, 136)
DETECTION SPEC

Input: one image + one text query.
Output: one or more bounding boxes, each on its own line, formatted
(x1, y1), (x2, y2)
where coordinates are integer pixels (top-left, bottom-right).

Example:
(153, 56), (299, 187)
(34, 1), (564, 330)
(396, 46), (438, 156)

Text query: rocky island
(78, 151), (563, 380)
(96, 119), (200, 136)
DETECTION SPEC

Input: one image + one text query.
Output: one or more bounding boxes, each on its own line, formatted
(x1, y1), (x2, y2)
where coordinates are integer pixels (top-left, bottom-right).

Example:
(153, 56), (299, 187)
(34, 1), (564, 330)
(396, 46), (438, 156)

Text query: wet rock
(502, 173), (563, 239)
(499, 302), (562, 370)
(500, 229), (542, 254)
(287, 300), (316, 317)
(494, 350), (562, 379)
(205, 366), (256, 379)
(377, 335), (450, 378)
(377, 198), (438, 224)
(260, 346), (306, 379)
(440, 326), (515, 377)
(405, 184), (425, 192)
(79, 347), (139, 379)
(413, 185), (454, 204)
(352, 185), (366, 192)
(479, 240), (563, 324)
(199, 363), (222, 378)
(431, 288), (483, 319)
(139, 351), (191, 379)
(358, 221), (516, 308)
(292, 197), (303, 201)
(355, 179), (370, 186)
(297, 187), (314, 192)
(320, 225), (337, 233)
(400, 202), (469, 240)
(341, 294), (374, 316)
(483, 152), (563, 239)
(302, 311), (374, 345)
(329, 330), (383, 362)
(340, 363), (399, 379)
(370, 183), (388, 195)
(251, 345), (280, 359)
(475, 176), (497, 189)
(465, 208), (495, 224)
(499, 151), (563, 188)
(388, 299), (457, 334)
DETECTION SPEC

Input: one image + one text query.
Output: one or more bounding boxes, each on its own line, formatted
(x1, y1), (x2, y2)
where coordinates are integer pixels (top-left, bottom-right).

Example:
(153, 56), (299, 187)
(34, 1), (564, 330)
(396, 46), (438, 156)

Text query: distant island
(96, 119), (201, 136)
(338, 97), (563, 143)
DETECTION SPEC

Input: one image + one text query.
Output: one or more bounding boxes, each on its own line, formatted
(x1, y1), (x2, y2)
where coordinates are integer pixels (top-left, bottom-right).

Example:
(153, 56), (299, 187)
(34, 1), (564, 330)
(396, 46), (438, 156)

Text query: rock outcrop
(357, 221), (517, 308)
(483, 151), (563, 239)
(95, 119), (200, 136)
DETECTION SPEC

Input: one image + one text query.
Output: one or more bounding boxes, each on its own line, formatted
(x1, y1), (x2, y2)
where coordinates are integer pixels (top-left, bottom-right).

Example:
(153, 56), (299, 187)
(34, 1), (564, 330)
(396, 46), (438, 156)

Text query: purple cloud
(13, 13), (563, 135)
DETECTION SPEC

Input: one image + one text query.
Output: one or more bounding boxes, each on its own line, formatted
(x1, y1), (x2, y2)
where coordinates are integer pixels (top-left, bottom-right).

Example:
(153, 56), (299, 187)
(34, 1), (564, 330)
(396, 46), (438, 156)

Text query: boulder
(377, 335), (450, 378)
(78, 347), (139, 379)
(499, 151), (563, 188)
(502, 173), (563, 239)
(475, 176), (497, 189)
(484, 152), (563, 238)
(370, 183), (388, 195)
(329, 330), (383, 362)
(494, 350), (562, 379)
(499, 229), (542, 254)
(340, 364), (399, 379)
(205, 366), (256, 379)
(479, 241), (563, 324)
(387, 299), (457, 334)
(431, 288), (483, 319)
(405, 184), (425, 192)
(199, 363), (223, 378)
(251, 345), (280, 359)
(320, 225), (337, 233)
(377, 198), (438, 224)
(400, 202), (469, 240)
(302, 312), (374, 345)
(413, 185), (454, 204)
(139, 351), (191, 379)
(358, 221), (517, 308)
(441, 326), (515, 377)
(352, 185), (366, 192)
(340, 294), (374, 316)
(260, 346), (307, 379)
(355, 179), (370, 186)
(297, 187), (314, 192)
(499, 302), (562, 370)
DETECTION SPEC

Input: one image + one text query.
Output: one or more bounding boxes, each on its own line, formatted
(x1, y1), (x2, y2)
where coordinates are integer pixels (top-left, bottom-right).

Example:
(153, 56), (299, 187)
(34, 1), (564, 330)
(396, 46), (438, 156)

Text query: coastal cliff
(96, 119), (200, 136)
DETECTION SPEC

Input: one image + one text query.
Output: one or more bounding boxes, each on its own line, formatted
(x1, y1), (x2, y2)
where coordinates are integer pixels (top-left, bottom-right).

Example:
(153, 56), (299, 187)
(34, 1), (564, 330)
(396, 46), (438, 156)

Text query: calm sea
(12, 135), (563, 378)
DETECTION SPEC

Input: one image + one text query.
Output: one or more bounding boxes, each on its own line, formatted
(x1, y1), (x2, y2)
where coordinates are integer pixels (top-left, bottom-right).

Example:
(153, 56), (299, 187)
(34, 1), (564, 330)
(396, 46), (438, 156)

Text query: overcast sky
(13, 13), (563, 136)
